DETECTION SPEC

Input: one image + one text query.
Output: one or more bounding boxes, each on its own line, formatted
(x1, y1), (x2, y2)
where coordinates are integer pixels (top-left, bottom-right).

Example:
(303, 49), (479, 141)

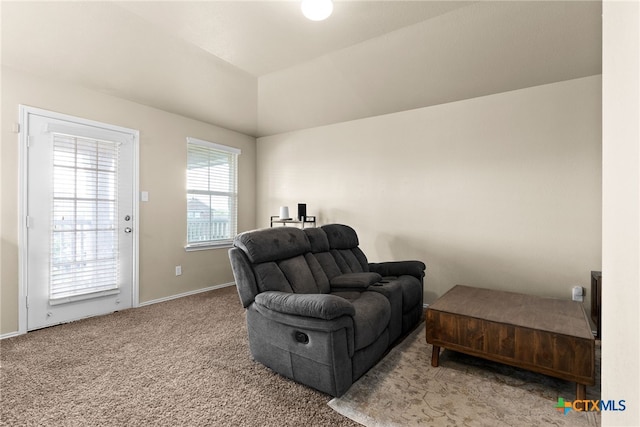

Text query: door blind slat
(50, 132), (120, 301)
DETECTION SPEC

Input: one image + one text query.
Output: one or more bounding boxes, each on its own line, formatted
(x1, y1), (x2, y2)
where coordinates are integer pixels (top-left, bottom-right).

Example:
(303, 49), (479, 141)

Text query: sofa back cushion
(253, 262), (293, 293)
(331, 247), (369, 273)
(304, 228), (342, 280)
(322, 224), (359, 249)
(321, 224), (369, 273)
(304, 228), (330, 253)
(253, 255), (330, 294)
(234, 227), (311, 264)
(234, 227), (330, 295)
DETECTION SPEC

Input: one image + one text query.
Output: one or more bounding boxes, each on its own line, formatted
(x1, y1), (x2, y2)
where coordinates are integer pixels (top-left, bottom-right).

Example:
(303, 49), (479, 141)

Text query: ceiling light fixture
(301, 0), (333, 21)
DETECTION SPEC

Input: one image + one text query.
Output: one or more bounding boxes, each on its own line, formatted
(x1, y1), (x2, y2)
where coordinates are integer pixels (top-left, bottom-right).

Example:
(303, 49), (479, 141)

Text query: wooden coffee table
(425, 285), (595, 400)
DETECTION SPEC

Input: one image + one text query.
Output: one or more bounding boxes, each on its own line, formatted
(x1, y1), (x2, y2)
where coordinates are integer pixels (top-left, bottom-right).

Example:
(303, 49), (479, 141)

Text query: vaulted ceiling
(1, 1), (602, 137)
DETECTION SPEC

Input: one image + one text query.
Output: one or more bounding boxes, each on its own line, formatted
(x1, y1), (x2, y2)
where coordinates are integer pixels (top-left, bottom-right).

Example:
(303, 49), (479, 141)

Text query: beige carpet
(1, 286), (601, 427)
(329, 322), (601, 427)
(0, 286), (358, 427)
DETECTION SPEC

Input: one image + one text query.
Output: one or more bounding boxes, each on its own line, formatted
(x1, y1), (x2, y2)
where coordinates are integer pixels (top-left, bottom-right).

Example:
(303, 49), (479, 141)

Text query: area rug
(329, 323), (600, 427)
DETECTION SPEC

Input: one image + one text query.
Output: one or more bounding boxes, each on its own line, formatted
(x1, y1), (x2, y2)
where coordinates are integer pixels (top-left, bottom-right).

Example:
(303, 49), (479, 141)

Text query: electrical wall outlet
(175, 265), (182, 276)
(572, 285), (583, 302)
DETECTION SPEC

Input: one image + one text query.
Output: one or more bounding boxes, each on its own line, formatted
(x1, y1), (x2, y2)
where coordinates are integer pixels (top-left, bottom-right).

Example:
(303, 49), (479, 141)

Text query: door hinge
(26, 296), (29, 308)
(13, 123), (20, 133)
(27, 135), (34, 148)
(25, 216), (31, 228)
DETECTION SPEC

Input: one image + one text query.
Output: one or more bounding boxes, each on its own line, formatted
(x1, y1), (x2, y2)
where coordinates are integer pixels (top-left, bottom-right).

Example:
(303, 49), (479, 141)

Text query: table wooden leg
(576, 383), (586, 401)
(431, 346), (440, 367)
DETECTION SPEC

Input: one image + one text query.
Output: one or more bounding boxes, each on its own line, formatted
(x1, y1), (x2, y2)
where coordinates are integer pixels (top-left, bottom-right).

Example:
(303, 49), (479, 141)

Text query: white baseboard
(138, 282), (235, 307)
(0, 330), (24, 340)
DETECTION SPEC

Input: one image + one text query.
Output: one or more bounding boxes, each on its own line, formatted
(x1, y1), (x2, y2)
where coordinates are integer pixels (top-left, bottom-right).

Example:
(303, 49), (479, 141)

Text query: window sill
(185, 242), (233, 252)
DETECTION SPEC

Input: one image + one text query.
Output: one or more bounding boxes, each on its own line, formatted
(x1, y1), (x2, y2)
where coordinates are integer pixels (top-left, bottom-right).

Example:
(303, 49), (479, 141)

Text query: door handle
(124, 227), (132, 233)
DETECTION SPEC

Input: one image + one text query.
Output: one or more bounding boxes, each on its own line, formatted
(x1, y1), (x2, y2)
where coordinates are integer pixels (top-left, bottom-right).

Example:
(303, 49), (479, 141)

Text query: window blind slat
(186, 139), (238, 246)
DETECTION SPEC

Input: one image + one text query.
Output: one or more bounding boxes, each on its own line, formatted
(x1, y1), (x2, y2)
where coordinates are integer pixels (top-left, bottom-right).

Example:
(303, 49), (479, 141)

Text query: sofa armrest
(254, 291), (355, 320)
(368, 261), (426, 280)
(330, 272), (383, 290)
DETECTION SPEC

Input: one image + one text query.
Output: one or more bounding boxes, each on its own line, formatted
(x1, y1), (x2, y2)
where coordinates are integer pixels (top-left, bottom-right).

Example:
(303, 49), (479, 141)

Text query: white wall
(1, 66), (257, 335)
(258, 76), (602, 310)
(258, 1), (601, 136)
(602, 0), (640, 425)
(1, 1), (259, 136)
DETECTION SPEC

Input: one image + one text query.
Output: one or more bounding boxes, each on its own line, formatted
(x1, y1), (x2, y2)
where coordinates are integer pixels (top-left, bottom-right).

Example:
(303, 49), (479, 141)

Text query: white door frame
(17, 105), (140, 335)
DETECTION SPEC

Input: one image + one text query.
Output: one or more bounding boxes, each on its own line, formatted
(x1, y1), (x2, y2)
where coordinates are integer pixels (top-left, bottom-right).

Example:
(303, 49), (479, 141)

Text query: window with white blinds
(51, 133), (120, 301)
(186, 137), (240, 249)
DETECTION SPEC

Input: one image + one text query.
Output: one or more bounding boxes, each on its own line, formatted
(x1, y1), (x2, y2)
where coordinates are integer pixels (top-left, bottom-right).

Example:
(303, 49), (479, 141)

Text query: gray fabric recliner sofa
(228, 223), (425, 397)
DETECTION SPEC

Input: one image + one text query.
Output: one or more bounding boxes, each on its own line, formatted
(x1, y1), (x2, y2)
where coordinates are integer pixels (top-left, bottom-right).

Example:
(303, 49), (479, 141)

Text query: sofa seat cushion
(331, 291), (390, 351)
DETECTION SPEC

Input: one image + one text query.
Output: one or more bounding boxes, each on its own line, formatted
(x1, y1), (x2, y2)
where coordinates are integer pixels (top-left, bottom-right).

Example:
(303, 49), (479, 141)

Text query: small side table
(270, 216), (316, 228)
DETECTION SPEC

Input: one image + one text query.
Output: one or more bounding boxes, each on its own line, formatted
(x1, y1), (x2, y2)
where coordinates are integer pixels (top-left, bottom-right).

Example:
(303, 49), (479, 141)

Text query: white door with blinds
(22, 107), (137, 331)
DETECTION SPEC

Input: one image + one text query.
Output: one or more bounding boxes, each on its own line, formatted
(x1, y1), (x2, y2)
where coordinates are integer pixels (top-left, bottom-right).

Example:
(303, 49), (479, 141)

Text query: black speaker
(297, 203), (307, 221)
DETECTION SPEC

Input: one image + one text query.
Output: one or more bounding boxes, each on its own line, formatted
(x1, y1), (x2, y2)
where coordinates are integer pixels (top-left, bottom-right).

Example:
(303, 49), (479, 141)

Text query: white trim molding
(138, 282), (235, 307)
